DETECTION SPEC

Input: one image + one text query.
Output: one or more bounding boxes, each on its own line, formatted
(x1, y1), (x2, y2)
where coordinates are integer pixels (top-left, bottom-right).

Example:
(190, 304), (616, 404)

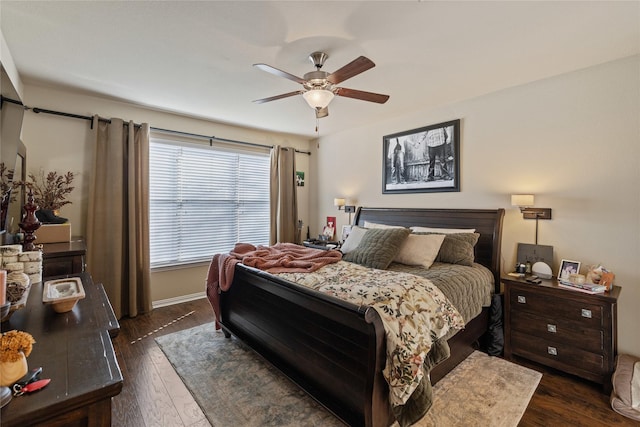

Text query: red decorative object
(19, 189), (41, 251)
(326, 216), (336, 239)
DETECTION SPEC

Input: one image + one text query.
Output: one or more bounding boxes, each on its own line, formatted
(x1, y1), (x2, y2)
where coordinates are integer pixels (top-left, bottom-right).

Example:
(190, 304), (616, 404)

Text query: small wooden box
(36, 224), (72, 244)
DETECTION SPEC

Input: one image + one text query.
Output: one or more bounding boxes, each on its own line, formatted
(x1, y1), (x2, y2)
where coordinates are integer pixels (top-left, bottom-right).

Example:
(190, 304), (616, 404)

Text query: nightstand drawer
(510, 310), (603, 353)
(508, 288), (604, 327)
(511, 330), (604, 374)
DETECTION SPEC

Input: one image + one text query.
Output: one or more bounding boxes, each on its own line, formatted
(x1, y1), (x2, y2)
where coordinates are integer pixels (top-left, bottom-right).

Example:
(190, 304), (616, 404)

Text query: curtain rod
(1, 96), (311, 155)
(150, 127), (310, 155)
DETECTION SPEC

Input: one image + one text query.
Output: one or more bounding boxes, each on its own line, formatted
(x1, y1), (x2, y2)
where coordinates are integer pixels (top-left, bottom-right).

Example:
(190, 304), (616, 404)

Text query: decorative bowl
(42, 277), (85, 313)
(0, 284), (31, 323)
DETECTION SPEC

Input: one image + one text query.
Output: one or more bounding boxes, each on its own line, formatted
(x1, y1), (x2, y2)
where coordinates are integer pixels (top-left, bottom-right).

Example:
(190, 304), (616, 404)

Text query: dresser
(0, 272), (122, 426)
(41, 239), (86, 277)
(503, 276), (621, 389)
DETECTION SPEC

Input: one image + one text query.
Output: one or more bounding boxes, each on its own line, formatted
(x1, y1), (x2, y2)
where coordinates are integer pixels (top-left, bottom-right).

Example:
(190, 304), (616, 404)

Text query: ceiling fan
(253, 51), (390, 119)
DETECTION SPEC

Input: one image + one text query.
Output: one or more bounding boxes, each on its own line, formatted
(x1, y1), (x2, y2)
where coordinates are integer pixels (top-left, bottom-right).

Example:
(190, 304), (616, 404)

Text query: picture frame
(341, 225), (352, 242)
(383, 119), (460, 194)
(558, 259), (581, 281)
(322, 225), (335, 240)
(516, 243), (553, 268)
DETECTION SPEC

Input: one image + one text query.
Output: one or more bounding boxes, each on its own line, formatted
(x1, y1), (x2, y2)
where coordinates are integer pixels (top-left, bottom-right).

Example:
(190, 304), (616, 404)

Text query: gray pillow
(414, 232), (480, 266)
(343, 227), (410, 269)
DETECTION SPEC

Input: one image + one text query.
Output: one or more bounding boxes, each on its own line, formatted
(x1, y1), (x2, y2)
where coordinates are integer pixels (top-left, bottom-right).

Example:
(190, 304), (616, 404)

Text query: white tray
(42, 277), (86, 313)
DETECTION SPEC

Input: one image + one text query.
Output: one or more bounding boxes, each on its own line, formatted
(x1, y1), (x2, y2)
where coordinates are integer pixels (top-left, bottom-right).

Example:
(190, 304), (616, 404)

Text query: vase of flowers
(0, 330), (35, 386)
(16, 169), (75, 224)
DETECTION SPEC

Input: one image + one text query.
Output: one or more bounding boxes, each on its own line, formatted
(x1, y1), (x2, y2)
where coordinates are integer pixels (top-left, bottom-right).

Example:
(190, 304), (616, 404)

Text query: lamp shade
(333, 198), (345, 207)
(511, 194), (534, 207)
(303, 89), (335, 109)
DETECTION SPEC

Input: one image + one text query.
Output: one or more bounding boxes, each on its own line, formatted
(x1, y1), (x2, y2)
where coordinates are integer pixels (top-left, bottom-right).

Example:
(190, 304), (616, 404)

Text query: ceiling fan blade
(316, 107), (329, 119)
(335, 87), (390, 104)
(253, 63), (306, 84)
(326, 56), (375, 84)
(253, 91), (303, 104)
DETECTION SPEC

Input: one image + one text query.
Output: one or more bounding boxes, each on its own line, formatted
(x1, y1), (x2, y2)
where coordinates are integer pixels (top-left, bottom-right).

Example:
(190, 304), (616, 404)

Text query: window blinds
(149, 138), (271, 268)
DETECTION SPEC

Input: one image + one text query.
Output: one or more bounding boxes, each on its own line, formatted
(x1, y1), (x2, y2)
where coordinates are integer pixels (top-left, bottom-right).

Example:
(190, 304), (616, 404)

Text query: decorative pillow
(393, 234), (446, 269)
(414, 232), (480, 266)
(343, 228), (410, 269)
(363, 221), (406, 230)
(340, 226), (368, 254)
(410, 226), (476, 234)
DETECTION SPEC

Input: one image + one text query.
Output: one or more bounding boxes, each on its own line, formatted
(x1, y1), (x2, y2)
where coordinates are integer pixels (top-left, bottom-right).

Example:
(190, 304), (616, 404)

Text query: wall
(19, 84), (312, 303)
(1, 29), (24, 100)
(312, 56), (640, 356)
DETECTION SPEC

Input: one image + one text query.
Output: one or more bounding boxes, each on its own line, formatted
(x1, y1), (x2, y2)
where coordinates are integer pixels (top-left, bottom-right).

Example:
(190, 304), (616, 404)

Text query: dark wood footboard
(220, 264), (392, 427)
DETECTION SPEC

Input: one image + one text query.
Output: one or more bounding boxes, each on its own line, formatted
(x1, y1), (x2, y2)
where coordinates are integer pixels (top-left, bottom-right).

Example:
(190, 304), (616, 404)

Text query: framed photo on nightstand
(558, 259), (581, 281)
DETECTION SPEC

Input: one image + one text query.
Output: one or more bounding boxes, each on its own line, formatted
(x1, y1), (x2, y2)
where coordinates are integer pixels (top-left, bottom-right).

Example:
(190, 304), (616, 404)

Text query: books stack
(558, 279), (606, 294)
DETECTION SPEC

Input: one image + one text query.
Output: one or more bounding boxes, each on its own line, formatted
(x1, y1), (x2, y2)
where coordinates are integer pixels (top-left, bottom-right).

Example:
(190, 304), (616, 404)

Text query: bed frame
(218, 207), (504, 427)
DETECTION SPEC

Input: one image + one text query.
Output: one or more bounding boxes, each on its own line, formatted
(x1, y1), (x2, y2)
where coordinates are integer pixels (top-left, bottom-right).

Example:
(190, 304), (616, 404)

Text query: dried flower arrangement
(0, 330), (35, 363)
(17, 169), (75, 212)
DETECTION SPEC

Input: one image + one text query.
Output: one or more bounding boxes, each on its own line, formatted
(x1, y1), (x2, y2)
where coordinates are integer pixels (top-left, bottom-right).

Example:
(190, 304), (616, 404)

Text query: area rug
(156, 323), (542, 427)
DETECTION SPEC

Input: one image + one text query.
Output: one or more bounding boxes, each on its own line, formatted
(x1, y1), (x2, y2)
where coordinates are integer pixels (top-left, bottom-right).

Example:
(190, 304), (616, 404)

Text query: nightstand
(302, 240), (340, 250)
(503, 276), (621, 390)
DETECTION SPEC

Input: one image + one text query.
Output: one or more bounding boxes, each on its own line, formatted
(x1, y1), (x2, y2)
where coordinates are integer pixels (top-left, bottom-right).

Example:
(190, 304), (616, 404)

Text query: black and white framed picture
(382, 119), (460, 194)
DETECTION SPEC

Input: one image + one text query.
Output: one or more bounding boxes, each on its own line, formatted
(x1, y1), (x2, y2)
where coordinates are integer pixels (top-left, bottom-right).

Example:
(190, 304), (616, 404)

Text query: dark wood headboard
(353, 207), (505, 291)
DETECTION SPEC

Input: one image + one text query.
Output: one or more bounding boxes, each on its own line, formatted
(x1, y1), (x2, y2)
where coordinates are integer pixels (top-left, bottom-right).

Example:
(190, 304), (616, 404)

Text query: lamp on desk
(334, 198), (356, 224)
(511, 194), (552, 245)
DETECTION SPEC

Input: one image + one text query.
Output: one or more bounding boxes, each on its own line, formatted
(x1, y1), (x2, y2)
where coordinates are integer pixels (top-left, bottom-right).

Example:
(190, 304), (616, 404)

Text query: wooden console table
(0, 272), (122, 426)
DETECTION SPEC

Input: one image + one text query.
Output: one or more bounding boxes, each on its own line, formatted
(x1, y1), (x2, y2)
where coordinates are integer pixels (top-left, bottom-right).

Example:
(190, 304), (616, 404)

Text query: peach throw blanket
(205, 242), (342, 329)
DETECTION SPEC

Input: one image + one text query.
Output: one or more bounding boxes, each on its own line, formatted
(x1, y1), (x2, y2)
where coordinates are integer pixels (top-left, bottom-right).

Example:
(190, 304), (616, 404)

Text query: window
(149, 134), (271, 268)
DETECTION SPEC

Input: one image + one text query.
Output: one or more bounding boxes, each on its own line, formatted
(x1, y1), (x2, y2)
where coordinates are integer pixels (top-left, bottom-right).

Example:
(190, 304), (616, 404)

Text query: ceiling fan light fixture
(302, 89), (334, 109)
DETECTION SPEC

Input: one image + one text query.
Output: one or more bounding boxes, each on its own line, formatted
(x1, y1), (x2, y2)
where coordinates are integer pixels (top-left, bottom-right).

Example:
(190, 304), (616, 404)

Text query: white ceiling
(1, 1), (638, 138)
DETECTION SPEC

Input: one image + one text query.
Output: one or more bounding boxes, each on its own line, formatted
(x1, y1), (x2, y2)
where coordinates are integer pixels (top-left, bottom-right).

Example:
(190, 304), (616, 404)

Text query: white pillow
(340, 226), (368, 254)
(394, 234), (446, 268)
(364, 221), (406, 230)
(410, 226), (476, 234)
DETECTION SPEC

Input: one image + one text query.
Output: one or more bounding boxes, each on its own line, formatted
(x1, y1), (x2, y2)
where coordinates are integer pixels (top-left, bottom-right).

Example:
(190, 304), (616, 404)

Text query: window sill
(151, 260), (211, 273)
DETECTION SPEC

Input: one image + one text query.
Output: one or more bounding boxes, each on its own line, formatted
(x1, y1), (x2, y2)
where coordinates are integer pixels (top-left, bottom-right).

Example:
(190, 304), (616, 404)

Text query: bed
(213, 207), (504, 426)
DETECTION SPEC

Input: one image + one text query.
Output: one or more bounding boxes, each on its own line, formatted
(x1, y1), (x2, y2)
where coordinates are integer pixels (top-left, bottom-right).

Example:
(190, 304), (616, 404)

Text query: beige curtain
(269, 146), (298, 244)
(86, 116), (151, 318)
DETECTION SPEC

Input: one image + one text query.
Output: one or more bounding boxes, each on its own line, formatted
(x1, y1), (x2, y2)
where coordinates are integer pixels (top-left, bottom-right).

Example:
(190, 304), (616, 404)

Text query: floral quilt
(276, 260), (465, 406)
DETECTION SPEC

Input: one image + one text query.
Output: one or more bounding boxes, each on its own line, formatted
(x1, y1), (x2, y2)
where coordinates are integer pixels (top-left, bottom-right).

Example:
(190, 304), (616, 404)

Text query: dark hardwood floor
(112, 298), (636, 426)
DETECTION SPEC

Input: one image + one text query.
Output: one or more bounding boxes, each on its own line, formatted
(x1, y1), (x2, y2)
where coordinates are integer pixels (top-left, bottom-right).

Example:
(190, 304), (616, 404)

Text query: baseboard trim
(152, 292), (207, 309)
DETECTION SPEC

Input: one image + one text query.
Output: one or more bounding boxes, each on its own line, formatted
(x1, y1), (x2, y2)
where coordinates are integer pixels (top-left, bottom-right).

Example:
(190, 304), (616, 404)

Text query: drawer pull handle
(517, 296), (527, 304)
(547, 324), (557, 333)
(547, 346), (558, 356)
(581, 309), (592, 318)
